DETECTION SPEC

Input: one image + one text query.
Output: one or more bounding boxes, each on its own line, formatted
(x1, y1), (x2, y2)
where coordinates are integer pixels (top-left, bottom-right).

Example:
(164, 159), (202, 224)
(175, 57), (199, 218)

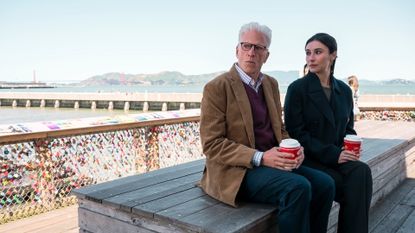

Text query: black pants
(305, 160), (373, 233)
(239, 165), (335, 233)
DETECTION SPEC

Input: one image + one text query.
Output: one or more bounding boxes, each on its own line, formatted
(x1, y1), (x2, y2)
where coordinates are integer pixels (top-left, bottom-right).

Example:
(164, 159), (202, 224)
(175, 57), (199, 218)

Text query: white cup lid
(280, 139), (300, 148)
(344, 134), (362, 142)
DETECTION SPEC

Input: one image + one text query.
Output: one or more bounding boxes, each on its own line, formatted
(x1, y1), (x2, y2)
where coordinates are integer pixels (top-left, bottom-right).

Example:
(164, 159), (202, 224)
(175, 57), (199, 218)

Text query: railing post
(133, 129), (147, 174)
(54, 100), (59, 108)
(145, 126), (160, 171)
(40, 99), (46, 107)
(33, 138), (56, 210)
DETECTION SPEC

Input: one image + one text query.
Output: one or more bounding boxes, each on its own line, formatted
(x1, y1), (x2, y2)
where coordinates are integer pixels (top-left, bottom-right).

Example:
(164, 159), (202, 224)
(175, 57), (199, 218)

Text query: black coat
(284, 72), (356, 166)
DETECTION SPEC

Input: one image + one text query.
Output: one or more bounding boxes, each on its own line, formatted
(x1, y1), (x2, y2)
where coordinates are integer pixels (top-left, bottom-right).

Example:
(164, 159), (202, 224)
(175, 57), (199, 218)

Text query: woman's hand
(338, 149), (359, 163)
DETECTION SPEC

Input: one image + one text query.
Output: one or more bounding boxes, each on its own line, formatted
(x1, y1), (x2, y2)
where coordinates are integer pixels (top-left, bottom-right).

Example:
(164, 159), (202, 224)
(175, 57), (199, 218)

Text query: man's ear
(264, 51), (270, 63)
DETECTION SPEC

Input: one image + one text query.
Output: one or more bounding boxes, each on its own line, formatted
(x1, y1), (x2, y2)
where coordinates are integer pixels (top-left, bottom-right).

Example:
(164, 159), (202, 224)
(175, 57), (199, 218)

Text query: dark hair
(305, 33), (337, 75)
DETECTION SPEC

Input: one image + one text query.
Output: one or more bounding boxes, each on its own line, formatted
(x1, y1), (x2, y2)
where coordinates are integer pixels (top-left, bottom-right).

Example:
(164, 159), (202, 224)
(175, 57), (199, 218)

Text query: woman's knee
(323, 175), (335, 194)
(315, 172), (335, 199)
(352, 161), (372, 179)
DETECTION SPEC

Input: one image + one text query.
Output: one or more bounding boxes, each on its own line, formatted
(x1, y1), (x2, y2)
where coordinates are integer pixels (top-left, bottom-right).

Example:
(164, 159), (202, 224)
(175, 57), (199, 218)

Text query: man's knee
(287, 176), (312, 202)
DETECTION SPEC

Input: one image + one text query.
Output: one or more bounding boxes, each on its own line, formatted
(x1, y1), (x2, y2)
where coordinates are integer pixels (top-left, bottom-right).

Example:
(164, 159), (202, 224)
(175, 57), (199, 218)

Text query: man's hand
(262, 147), (304, 171)
(295, 147), (305, 169)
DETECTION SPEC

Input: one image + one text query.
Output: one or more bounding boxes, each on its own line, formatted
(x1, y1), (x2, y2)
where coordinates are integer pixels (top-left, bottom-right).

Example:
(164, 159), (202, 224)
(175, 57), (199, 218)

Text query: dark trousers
(305, 160), (373, 233)
(239, 166), (335, 233)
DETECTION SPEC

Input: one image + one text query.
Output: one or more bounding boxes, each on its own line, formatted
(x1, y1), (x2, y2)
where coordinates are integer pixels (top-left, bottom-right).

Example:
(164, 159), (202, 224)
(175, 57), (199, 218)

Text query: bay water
(1, 84), (415, 124)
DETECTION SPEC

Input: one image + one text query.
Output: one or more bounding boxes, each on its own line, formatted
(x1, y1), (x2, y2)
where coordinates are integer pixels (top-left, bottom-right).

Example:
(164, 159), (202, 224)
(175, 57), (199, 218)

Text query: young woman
(284, 33), (373, 233)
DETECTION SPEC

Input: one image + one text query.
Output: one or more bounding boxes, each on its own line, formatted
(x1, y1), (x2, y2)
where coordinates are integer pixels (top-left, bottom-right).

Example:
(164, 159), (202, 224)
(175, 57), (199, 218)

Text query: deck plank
(370, 204), (413, 233)
(369, 178), (415, 233)
(0, 205), (78, 233)
(401, 183), (415, 206)
(395, 209), (415, 233)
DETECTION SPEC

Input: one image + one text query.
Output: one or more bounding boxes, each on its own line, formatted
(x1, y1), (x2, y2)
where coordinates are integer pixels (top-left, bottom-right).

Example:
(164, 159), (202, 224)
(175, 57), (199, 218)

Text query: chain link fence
(0, 121), (202, 224)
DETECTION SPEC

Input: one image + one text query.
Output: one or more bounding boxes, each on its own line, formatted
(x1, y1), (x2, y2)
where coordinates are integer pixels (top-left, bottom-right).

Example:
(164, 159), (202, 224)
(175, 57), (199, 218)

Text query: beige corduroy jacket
(199, 65), (289, 207)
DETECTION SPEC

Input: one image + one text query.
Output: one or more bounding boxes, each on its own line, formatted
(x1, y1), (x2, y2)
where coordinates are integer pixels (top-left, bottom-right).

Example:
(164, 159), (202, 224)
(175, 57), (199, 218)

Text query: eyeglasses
(240, 42), (267, 52)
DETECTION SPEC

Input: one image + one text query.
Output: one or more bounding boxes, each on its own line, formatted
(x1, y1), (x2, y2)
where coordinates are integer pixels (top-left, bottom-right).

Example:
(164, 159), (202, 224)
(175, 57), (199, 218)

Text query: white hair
(238, 22), (272, 48)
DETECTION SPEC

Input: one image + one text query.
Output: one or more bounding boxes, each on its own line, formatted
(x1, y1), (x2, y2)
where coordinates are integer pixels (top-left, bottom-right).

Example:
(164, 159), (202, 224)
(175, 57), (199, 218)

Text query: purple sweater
(243, 83), (277, 151)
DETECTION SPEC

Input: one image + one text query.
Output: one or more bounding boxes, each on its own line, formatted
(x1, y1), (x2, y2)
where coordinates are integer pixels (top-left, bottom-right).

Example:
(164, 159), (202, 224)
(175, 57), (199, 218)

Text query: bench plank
(156, 194), (220, 221)
(363, 139), (406, 165)
(133, 186), (207, 218)
(179, 202), (277, 233)
(72, 159), (204, 200)
(78, 208), (155, 233)
(104, 172), (202, 211)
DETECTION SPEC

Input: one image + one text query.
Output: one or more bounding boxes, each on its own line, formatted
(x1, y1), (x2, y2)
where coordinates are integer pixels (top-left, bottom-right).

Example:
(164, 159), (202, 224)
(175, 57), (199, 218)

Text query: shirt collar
(234, 63), (264, 93)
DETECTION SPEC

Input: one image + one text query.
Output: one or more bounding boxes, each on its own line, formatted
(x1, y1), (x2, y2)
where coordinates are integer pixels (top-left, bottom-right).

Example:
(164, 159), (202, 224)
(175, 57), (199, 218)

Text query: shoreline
(1, 108), (414, 138)
(1, 92), (415, 103)
(359, 110), (415, 122)
(1, 93), (414, 125)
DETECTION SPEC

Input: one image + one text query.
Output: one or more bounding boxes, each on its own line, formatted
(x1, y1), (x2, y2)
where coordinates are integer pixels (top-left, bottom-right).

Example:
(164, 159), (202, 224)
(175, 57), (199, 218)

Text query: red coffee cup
(279, 139), (301, 159)
(344, 134), (362, 155)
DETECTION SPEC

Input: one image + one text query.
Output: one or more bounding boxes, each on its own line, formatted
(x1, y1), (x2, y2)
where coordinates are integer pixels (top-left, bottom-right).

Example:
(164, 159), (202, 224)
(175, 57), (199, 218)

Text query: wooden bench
(72, 120), (415, 233)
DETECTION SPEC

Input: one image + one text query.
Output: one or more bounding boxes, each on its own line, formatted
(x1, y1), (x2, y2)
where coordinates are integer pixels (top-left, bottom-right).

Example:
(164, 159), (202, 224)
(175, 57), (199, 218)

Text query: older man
(199, 22), (335, 233)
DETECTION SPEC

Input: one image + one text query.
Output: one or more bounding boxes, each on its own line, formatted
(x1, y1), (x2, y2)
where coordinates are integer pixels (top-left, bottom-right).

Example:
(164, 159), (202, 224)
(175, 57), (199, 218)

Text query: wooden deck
(0, 205), (78, 233)
(1, 120), (415, 233)
(369, 178), (415, 233)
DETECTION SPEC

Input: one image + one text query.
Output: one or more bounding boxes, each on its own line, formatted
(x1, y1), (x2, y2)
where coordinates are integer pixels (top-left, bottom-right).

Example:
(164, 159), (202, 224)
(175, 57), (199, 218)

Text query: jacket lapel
(262, 77), (282, 142)
(229, 67), (255, 147)
(331, 78), (343, 123)
(307, 73), (336, 127)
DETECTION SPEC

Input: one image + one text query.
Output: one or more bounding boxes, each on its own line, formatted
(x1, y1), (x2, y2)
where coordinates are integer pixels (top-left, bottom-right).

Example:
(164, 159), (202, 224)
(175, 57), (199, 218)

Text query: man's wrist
(252, 151), (264, 167)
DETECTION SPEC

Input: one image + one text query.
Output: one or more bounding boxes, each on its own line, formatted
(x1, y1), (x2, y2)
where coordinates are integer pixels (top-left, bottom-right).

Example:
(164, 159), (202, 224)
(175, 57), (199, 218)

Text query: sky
(0, 0), (414, 82)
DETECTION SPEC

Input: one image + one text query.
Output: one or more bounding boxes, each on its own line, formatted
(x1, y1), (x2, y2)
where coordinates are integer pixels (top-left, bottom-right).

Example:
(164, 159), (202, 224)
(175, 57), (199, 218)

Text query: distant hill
(79, 71), (224, 86)
(380, 79), (415, 85)
(77, 71), (414, 87)
(78, 70), (300, 86)
(347, 78), (415, 86)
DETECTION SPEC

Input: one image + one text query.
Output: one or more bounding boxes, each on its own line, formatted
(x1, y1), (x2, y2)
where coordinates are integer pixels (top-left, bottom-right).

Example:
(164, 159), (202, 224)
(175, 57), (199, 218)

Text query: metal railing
(2, 107), (414, 224)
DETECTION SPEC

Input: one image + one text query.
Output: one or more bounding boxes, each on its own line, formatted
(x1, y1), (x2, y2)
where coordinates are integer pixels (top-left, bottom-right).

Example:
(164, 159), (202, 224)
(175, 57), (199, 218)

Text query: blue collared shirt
(234, 63), (264, 167)
(235, 63), (264, 93)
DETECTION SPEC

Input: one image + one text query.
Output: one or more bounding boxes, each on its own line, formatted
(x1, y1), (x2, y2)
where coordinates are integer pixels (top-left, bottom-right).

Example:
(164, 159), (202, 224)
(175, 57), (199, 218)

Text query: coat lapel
(307, 73), (336, 127)
(229, 67), (255, 147)
(330, 78), (344, 123)
(262, 77), (282, 142)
